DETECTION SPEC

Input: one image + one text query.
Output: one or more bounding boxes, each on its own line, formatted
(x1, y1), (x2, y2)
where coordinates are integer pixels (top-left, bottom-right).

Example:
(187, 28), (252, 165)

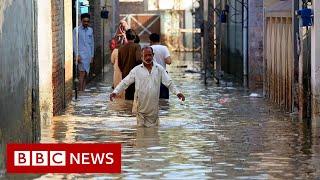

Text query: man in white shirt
(110, 47), (185, 127)
(149, 33), (172, 99)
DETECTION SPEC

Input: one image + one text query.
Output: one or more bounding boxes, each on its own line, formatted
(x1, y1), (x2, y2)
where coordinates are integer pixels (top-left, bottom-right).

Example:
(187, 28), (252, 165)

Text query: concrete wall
(184, 10), (193, 49)
(104, 0), (116, 61)
(0, 0), (39, 169)
(90, 0), (103, 75)
(0, 0), (74, 169)
(160, 11), (182, 50)
(248, 0), (264, 89)
(119, 1), (147, 14)
(264, 0), (281, 7)
(113, 0), (120, 33)
(38, 0), (54, 127)
(311, 0), (320, 127)
(64, 0), (74, 103)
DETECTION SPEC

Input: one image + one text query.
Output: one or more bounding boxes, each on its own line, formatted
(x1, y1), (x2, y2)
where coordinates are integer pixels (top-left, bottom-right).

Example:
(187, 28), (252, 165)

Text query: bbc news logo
(14, 151), (114, 166)
(7, 144), (121, 173)
(14, 151), (67, 166)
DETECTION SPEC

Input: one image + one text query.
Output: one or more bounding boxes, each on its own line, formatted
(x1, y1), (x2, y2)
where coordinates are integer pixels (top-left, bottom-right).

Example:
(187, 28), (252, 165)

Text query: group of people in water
(74, 15), (185, 127)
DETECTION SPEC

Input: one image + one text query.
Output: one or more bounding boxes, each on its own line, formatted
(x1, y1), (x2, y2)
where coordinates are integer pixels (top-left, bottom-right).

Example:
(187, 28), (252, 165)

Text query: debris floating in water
(185, 69), (199, 73)
(185, 68), (203, 74)
(249, 93), (262, 98)
(219, 98), (229, 104)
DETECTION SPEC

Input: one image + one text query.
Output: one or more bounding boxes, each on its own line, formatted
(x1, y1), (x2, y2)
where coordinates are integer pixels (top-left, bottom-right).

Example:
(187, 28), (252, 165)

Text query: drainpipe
(243, 0), (248, 88)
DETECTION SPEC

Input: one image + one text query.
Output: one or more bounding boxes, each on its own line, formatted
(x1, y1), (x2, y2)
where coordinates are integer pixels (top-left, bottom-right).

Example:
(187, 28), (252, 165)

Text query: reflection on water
(10, 53), (320, 179)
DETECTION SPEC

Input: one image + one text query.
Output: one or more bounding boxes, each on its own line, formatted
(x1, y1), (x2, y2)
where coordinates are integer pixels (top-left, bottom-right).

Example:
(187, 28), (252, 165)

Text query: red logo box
(6, 143), (121, 173)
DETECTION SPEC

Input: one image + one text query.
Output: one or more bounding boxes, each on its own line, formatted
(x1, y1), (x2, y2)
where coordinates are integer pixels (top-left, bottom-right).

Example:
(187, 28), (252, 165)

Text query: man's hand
(90, 57), (94, 64)
(110, 93), (117, 102)
(165, 57), (172, 65)
(177, 93), (185, 101)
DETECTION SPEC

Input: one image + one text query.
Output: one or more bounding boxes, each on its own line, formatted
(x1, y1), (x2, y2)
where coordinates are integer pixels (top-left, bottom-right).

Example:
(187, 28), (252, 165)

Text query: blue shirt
(73, 25), (94, 73)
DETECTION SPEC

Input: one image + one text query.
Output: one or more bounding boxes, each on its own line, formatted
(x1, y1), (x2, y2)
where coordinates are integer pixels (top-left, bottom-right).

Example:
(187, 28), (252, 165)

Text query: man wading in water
(110, 46), (185, 127)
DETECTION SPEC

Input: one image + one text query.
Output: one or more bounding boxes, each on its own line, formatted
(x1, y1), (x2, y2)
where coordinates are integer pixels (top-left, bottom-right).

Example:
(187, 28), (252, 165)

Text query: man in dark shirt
(118, 29), (142, 100)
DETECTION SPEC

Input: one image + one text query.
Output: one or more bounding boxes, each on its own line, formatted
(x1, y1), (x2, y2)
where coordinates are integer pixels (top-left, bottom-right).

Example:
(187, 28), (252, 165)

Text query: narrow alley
(1, 0), (320, 179)
(31, 53), (320, 179)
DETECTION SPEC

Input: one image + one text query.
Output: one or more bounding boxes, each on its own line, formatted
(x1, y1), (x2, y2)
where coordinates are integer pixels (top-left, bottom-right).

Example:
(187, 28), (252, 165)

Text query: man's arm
(161, 69), (185, 101)
(164, 56), (172, 65)
(164, 46), (171, 65)
(73, 27), (81, 63)
(90, 28), (94, 60)
(110, 69), (136, 101)
(73, 28), (78, 56)
(161, 69), (179, 95)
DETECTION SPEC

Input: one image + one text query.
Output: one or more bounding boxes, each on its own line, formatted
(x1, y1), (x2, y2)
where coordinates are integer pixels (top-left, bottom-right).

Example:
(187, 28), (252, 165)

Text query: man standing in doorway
(118, 29), (142, 100)
(149, 33), (172, 99)
(73, 13), (94, 91)
(110, 47), (185, 127)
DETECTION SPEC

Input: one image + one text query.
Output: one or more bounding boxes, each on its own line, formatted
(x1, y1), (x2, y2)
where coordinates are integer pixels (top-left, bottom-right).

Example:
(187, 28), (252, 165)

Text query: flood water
(10, 53), (320, 179)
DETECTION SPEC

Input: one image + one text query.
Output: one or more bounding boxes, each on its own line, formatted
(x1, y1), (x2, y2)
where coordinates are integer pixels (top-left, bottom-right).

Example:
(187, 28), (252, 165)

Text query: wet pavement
(13, 53), (320, 179)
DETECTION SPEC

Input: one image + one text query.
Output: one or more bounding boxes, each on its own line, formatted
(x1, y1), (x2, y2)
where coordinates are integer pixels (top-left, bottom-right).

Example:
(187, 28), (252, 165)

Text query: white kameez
(112, 62), (180, 127)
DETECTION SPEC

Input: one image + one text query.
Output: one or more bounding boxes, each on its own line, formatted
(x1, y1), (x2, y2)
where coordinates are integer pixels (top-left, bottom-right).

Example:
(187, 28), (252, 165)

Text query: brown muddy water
(6, 53), (320, 179)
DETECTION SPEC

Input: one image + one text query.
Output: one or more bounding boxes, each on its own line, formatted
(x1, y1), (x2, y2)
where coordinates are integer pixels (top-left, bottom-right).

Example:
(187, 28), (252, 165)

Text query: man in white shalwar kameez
(110, 47), (185, 127)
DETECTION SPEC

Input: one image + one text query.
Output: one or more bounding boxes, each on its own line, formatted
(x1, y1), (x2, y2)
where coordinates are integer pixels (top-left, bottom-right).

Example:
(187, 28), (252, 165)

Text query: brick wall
(248, 0), (264, 89)
(114, 0), (120, 30)
(51, 0), (65, 115)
